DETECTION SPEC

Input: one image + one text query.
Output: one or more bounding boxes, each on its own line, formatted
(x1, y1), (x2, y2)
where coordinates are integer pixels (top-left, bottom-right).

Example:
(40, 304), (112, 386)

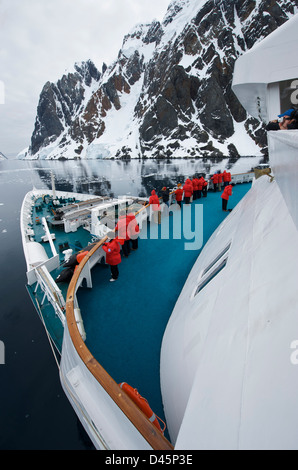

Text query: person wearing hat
(102, 235), (122, 282)
(221, 183), (234, 212)
(127, 211), (140, 250)
(266, 108), (297, 130)
(175, 183), (183, 208)
(149, 189), (161, 224)
(217, 171), (223, 191)
(192, 176), (199, 200)
(287, 108), (298, 129)
(211, 172), (219, 191)
(183, 179), (193, 204)
(199, 175), (208, 197)
(223, 170), (231, 186)
(279, 108), (295, 118)
(114, 209), (131, 257)
(161, 186), (170, 207)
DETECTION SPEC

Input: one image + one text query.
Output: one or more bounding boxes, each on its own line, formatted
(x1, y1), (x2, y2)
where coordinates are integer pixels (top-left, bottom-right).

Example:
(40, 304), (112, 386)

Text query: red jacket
(115, 215), (130, 241)
(183, 179), (193, 197)
(192, 178), (199, 191)
(149, 190), (160, 211)
(127, 212), (140, 239)
(221, 185), (232, 200)
(198, 177), (205, 190)
(102, 239), (121, 265)
(223, 171), (231, 182)
(211, 173), (219, 184)
(175, 188), (183, 202)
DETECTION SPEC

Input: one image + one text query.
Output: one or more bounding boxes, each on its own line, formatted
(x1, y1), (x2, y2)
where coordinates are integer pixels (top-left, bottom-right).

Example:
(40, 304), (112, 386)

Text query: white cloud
(0, 0), (169, 155)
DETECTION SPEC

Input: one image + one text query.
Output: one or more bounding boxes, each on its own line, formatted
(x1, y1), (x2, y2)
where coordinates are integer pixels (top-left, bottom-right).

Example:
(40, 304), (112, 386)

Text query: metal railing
(35, 265), (66, 325)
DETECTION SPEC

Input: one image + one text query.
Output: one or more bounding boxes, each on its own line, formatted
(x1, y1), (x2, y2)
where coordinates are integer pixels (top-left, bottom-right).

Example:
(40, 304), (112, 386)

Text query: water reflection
(0, 156), (262, 199)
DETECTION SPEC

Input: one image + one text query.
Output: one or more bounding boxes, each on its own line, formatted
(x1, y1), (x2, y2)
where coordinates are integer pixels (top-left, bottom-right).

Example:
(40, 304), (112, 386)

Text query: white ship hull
(161, 173), (298, 449)
(161, 14), (298, 450)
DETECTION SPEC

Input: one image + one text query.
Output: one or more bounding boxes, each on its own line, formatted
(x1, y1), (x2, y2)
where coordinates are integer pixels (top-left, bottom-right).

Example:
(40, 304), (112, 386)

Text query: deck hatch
(195, 258), (228, 296)
(201, 242), (231, 276)
(195, 241), (232, 296)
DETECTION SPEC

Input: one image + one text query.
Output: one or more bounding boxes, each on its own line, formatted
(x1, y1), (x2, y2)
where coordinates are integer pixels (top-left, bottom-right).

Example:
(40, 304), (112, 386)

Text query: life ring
(119, 382), (165, 433)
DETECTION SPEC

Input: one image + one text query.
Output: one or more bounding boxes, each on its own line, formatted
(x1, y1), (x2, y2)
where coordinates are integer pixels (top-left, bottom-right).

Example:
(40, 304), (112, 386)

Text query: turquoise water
(77, 183), (251, 436)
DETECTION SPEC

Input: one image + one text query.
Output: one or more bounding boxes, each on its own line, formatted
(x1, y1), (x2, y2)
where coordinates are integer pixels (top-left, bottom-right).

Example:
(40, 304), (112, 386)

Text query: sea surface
(0, 156), (260, 450)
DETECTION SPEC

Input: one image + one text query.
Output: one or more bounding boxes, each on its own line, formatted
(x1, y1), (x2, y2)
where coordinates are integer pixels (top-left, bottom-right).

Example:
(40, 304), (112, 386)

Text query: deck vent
(195, 242), (231, 296)
(201, 242), (231, 277)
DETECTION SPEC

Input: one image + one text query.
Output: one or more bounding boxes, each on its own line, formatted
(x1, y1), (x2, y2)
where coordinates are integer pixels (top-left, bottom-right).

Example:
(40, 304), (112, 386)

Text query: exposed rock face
(30, 60), (101, 155)
(26, 0), (298, 160)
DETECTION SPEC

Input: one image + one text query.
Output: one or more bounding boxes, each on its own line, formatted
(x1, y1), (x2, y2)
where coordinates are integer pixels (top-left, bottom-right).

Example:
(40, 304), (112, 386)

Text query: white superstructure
(161, 14), (298, 449)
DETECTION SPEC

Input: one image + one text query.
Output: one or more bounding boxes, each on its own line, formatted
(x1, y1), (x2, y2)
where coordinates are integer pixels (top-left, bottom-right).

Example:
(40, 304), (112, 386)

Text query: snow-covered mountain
(22, 0), (298, 160)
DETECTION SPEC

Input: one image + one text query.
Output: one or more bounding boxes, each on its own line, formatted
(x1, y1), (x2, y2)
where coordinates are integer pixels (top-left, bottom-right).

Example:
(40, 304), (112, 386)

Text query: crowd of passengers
(103, 170), (233, 281)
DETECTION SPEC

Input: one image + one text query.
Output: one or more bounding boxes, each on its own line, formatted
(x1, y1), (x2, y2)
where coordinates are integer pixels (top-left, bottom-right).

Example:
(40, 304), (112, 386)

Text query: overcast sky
(0, 0), (170, 156)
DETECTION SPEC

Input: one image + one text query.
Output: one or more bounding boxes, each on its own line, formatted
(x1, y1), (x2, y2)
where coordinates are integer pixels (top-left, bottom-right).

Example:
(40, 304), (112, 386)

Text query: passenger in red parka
(183, 179), (193, 204)
(192, 177), (199, 200)
(102, 237), (122, 281)
(221, 184), (233, 211)
(199, 176), (208, 198)
(149, 190), (161, 223)
(211, 173), (219, 192)
(217, 171), (223, 191)
(223, 170), (232, 186)
(115, 210), (131, 257)
(149, 189), (160, 209)
(175, 183), (183, 208)
(127, 212), (140, 250)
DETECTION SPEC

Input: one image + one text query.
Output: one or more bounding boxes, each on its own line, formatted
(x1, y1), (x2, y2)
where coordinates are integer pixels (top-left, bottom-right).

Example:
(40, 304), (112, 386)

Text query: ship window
(195, 258), (227, 296)
(201, 242), (231, 276)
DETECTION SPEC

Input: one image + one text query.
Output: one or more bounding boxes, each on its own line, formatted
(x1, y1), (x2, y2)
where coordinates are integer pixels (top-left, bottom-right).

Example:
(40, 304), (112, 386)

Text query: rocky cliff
(24, 0), (298, 160)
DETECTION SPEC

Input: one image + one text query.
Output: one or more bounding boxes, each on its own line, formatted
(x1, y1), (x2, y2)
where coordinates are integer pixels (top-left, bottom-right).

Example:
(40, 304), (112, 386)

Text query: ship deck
(76, 183), (251, 437)
(26, 183), (251, 440)
(26, 196), (94, 350)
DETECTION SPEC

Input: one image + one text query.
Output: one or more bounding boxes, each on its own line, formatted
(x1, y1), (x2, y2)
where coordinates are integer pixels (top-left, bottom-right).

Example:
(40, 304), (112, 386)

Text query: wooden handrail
(65, 208), (173, 450)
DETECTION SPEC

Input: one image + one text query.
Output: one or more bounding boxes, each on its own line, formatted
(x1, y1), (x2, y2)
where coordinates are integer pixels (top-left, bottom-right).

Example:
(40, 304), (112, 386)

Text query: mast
(51, 171), (56, 199)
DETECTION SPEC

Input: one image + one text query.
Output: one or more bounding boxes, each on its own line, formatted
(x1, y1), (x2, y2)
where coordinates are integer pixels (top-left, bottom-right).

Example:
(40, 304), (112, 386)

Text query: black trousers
(130, 238), (138, 249)
(122, 239), (131, 257)
(110, 265), (119, 279)
(222, 198), (228, 211)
